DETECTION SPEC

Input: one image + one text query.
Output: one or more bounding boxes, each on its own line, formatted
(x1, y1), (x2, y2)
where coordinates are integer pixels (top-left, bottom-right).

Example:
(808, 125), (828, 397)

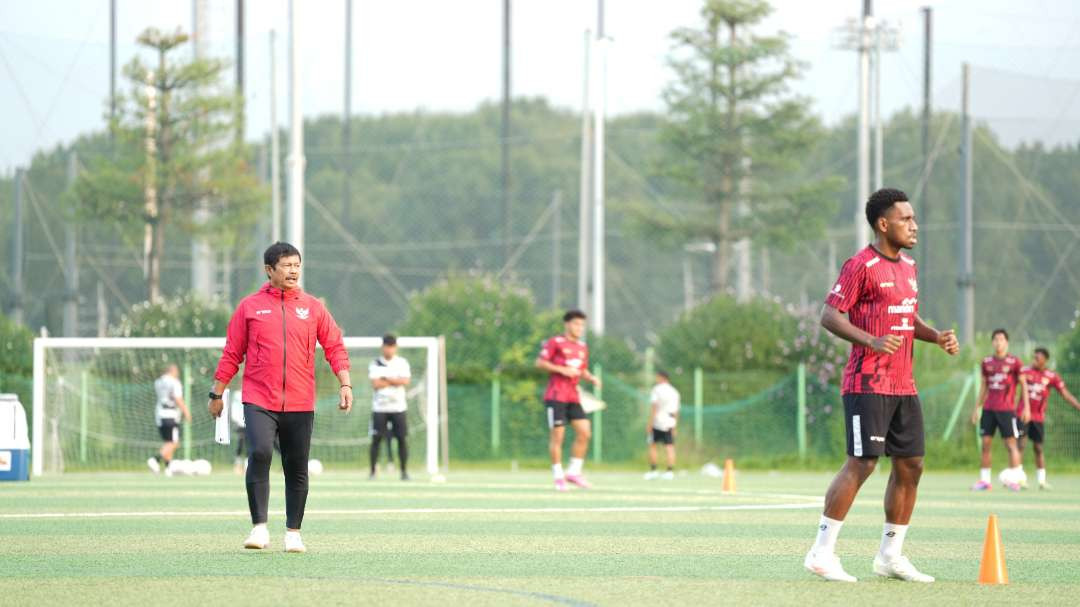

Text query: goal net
(31, 337), (444, 476)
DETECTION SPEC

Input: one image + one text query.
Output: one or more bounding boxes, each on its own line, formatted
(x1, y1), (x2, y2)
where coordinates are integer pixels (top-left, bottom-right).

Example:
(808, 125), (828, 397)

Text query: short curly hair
(865, 188), (909, 228)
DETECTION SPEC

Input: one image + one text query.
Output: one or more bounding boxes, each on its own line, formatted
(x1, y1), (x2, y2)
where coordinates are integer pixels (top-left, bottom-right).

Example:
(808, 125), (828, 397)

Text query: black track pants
(244, 404), (314, 529)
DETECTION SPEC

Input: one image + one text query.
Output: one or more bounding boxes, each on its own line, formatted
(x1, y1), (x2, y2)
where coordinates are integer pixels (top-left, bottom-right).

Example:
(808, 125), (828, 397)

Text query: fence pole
(942, 374), (974, 440)
(183, 362), (192, 460)
(972, 362), (981, 452)
(79, 370), (88, 463)
(593, 365), (603, 463)
(797, 363), (807, 460)
(491, 375), (501, 454)
(693, 367), (703, 445)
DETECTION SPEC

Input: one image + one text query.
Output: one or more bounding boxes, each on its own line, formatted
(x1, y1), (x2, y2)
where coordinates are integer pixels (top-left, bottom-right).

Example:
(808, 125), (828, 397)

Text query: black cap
(382, 333), (397, 346)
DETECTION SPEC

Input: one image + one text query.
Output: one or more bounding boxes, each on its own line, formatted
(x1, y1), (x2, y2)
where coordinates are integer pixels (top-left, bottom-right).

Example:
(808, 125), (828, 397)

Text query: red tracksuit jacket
(214, 282), (350, 412)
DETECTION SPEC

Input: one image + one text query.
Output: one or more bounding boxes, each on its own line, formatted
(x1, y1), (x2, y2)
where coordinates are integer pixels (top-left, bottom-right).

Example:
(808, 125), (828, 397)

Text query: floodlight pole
(287, 0), (306, 270)
(591, 0), (607, 334)
(958, 63), (974, 345)
(270, 29), (281, 243)
(577, 29), (592, 315)
(855, 0), (872, 250)
(921, 6), (932, 272)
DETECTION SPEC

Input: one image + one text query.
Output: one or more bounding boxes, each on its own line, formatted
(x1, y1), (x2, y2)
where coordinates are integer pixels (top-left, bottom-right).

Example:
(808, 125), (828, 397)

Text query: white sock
(1037, 468), (1046, 484)
(980, 468), (991, 484)
(812, 515), (844, 555)
(552, 463), (565, 480)
(253, 523), (267, 532)
(567, 457), (584, 476)
(878, 523), (909, 560)
(285, 529), (300, 538)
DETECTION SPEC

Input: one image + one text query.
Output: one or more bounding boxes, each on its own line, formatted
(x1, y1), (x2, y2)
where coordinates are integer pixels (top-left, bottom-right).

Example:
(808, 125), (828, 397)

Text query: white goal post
(32, 336), (444, 477)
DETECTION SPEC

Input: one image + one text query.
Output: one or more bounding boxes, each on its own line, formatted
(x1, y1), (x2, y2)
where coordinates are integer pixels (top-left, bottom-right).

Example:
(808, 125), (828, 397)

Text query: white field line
(0, 502), (822, 520)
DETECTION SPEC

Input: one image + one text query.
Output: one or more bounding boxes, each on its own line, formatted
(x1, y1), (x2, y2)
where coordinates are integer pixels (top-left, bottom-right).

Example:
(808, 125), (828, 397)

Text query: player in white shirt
(146, 364), (191, 475)
(645, 370), (680, 480)
(368, 334), (412, 480)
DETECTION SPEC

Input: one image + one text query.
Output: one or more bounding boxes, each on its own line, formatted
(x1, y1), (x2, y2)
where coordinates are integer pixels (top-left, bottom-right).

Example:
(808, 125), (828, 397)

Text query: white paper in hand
(214, 389), (231, 445)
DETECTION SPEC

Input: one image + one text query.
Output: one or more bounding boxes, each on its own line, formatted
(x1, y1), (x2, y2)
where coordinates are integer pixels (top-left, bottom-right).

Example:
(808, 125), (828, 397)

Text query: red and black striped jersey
(825, 245), (919, 396)
(981, 354), (1023, 412)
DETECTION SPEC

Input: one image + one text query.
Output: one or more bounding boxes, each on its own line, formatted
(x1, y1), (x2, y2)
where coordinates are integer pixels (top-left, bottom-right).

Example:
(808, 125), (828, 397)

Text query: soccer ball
(192, 459), (212, 476)
(999, 467), (1027, 486)
(307, 459), (324, 475)
(168, 459), (194, 476)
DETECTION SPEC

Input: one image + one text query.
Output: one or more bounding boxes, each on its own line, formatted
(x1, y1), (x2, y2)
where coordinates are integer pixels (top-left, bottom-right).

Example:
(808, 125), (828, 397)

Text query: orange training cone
(978, 514), (1009, 585)
(721, 458), (736, 493)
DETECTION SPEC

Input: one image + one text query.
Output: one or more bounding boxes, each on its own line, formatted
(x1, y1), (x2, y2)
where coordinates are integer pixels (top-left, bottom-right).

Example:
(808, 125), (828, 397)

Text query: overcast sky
(3, 0), (1080, 170)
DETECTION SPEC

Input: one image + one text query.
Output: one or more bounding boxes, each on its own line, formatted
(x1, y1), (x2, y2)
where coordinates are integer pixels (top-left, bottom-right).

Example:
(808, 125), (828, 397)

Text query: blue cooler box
(0, 394), (31, 481)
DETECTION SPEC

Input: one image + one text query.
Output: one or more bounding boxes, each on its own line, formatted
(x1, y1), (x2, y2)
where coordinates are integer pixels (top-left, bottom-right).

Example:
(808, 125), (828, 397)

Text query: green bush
(0, 312), (33, 407)
(110, 294), (231, 338)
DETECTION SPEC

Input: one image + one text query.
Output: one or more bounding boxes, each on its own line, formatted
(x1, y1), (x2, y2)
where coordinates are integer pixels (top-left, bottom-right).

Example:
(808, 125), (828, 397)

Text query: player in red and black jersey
(535, 310), (602, 491)
(970, 329), (1029, 491)
(805, 188), (959, 584)
(1019, 347), (1080, 489)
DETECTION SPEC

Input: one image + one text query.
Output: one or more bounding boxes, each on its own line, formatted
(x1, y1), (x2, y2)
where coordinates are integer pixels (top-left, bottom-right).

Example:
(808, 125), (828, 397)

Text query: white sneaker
(284, 531), (306, 553)
(643, 470), (660, 480)
(243, 525), (270, 550)
(660, 470), (675, 480)
(804, 550), (857, 582)
(146, 457), (160, 474)
(873, 554), (935, 582)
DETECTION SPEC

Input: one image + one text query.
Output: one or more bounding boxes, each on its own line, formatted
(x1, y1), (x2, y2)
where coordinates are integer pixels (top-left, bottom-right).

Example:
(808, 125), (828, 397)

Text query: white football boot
(873, 555), (935, 582)
(243, 524), (270, 550)
(284, 531), (307, 553)
(146, 457), (161, 474)
(804, 550), (857, 582)
(643, 470), (660, 480)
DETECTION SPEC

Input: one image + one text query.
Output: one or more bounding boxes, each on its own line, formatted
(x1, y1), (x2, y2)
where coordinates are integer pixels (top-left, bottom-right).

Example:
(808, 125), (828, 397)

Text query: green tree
(75, 27), (263, 302)
(655, 0), (841, 294)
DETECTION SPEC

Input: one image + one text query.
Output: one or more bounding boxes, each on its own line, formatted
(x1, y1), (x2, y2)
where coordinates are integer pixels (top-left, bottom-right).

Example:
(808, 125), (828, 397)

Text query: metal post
(109, 0), (117, 141)
(191, 0), (214, 297)
(439, 335), (449, 474)
(501, 0), (512, 268)
(577, 29), (592, 312)
(11, 168), (24, 325)
(343, 0), (352, 226)
(591, 2), (607, 334)
(182, 362), (192, 460)
(551, 190), (562, 308)
(796, 363), (807, 460)
(491, 375), (501, 454)
(592, 365), (603, 462)
(79, 370), (88, 463)
(693, 367), (703, 445)
(236, 0), (245, 142)
(920, 6), (932, 271)
(855, 0), (872, 249)
(958, 63), (974, 344)
(269, 30), (281, 242)
(872, 23), (883, 191)
(682, 255), (694, 312)
(287, 0), (306, 264)
(64, 152), (79, 337)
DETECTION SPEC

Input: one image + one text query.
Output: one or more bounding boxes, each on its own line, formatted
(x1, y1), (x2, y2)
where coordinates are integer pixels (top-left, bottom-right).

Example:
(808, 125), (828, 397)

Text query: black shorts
(649, 428), (674, 445)
(1022, 421), (1045, 444)
(980, 410), (1020, 439)
(545, 400), (587, 428)
(370, 411), (408, 440)
(843, 394), (925, 458)
(158, 420), (180, 443)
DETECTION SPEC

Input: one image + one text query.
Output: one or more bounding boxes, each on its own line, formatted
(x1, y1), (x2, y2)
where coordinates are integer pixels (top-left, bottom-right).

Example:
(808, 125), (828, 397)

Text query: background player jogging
(970, 329), (1030, 491)
(804, 188), (958, 583)
(208, 242), (353, 553)
(147, 363), (191, 476)
(536, 309), (601, 491)
(1018, 347), (1080, 489)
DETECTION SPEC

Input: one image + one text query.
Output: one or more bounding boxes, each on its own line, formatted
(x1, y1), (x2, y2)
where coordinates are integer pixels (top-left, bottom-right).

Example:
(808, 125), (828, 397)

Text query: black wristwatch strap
(208, 391), (223, 400)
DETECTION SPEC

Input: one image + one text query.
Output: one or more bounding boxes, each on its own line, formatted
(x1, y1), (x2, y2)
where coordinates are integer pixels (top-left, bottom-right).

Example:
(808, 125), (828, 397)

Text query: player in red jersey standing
(1019, 347), (1080, 490)
(970, 329), (1030, 491)
(536, 310), (602, 491)
(804, 188), (958, 583)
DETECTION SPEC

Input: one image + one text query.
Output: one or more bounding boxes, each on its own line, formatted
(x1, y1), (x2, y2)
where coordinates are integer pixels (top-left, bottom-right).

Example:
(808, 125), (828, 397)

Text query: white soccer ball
(192, 459), (213, 476)
(700, 462), (723, 478)
(168, 459), (194, 476)
(307, 459), (324, 475)
(999, 467), (1027, 486)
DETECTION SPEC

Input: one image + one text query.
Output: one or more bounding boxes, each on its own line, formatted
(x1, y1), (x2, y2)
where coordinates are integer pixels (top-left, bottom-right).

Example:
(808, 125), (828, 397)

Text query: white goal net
(31, 337), (445, 477)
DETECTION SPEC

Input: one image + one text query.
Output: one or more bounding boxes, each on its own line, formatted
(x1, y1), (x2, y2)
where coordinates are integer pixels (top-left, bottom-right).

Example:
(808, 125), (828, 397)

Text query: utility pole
(191, 0), (215, 296)
(287, 0), (306, 266)
(64, 152), (79, 337)
(270, 29), (281, 242)
(109, 0), (117, 144)
(551, 190), (562, 309)
(921, 6), (932, 272)
(11, 169), (25, 325)
(343, 0), (352, 227)
(501, 0), (512, 270)
(856, 0), (872, 249)
(591, 0), (608, 334)
(236, 0), (245, 142)
(958, 63), (974, 344)
(577, 28), (592, 314)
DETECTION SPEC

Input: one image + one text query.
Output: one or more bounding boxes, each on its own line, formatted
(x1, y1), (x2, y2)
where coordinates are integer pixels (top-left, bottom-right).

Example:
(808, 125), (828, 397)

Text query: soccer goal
(31, 336), (446, 477)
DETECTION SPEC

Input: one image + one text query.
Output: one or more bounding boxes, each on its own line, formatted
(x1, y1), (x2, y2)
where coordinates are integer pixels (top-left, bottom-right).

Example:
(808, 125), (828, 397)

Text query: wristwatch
(208, 391), (223, 400)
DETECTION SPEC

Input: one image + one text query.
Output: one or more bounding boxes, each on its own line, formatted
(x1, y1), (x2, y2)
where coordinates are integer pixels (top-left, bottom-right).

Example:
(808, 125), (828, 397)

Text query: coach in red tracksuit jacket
(208, 242), (353, 552)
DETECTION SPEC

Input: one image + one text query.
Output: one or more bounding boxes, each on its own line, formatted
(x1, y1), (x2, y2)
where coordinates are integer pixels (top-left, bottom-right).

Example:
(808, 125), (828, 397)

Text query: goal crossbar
(31, 336), (442, 477)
